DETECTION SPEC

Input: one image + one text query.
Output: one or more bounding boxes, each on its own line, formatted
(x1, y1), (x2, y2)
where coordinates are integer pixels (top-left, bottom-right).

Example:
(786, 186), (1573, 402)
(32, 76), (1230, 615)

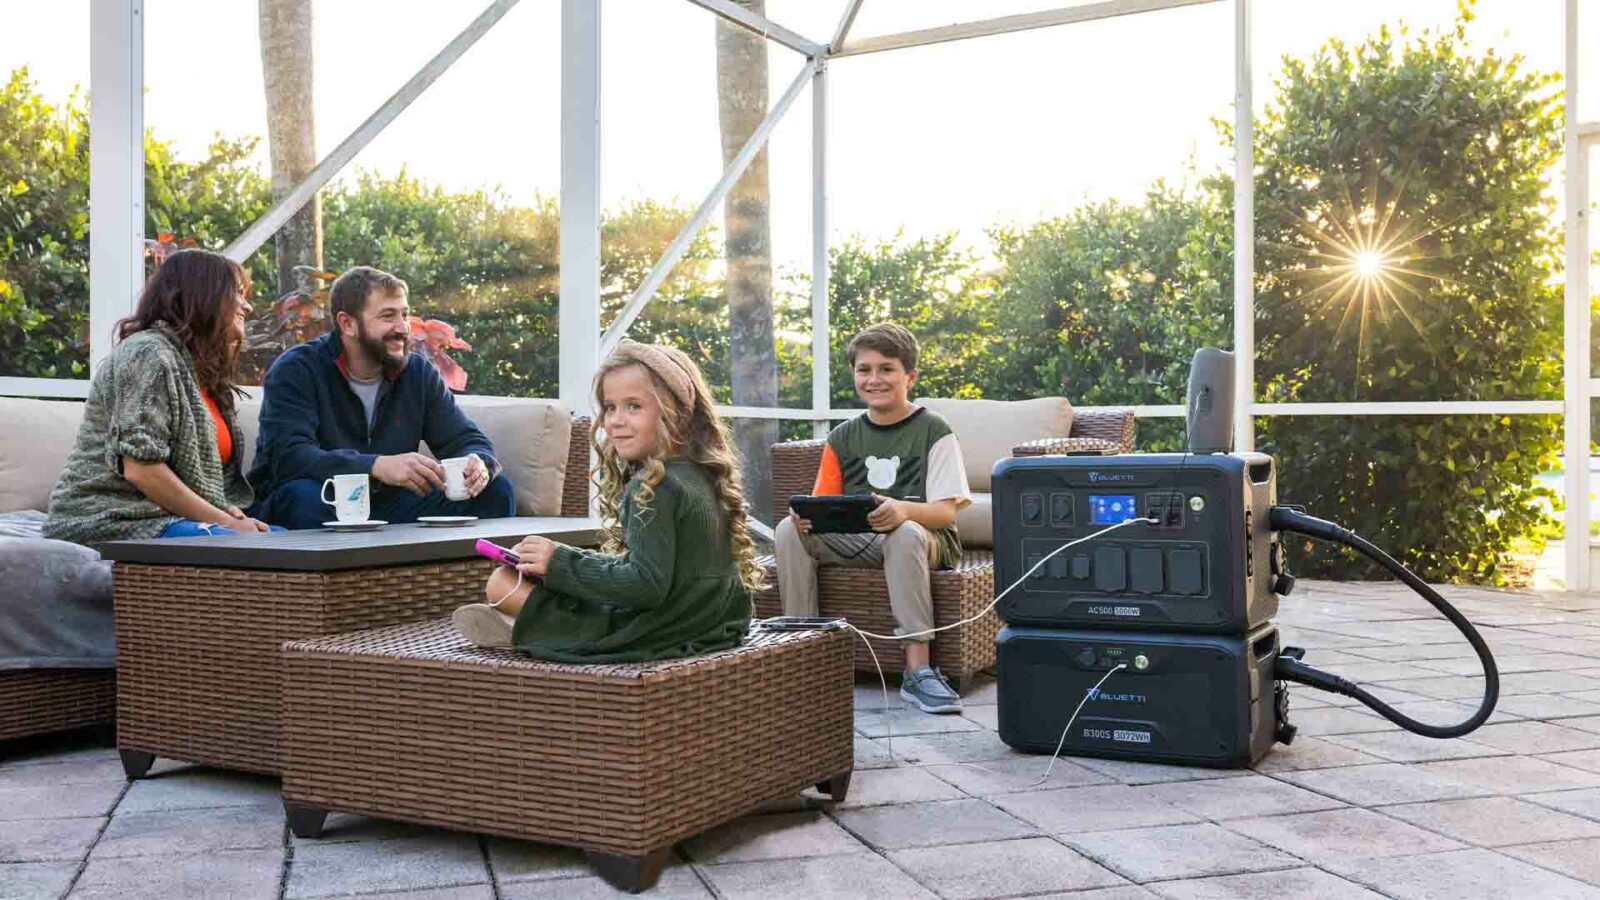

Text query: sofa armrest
(560, 416), (592, 517)
(770, 439), (825, 519)
(1012, 436), (1122, 458)
(1069, 407), (1135, 453)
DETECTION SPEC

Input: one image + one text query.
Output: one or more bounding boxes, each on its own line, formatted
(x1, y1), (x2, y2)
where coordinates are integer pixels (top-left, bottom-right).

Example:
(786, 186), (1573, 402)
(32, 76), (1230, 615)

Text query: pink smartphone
(475, 539), (521, 567)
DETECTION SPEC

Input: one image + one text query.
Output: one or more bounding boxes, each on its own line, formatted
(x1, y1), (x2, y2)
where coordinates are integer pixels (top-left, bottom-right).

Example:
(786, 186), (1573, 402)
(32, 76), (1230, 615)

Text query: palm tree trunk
(716, 2), (776, 522)
(258, 0), (322, 298)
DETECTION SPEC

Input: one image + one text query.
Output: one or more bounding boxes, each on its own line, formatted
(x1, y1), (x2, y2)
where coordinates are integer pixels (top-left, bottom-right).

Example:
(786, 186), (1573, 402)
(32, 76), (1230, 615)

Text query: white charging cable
(838, 514), (1157, 772)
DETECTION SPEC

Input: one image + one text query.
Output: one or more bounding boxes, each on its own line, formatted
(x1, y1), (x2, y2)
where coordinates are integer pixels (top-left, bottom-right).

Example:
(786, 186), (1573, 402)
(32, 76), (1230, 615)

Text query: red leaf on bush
(433, 349), (468, 392)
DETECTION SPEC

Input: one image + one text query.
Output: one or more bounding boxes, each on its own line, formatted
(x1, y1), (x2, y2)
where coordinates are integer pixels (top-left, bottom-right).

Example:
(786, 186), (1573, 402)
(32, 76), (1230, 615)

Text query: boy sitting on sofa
(775, 323), (972, 714)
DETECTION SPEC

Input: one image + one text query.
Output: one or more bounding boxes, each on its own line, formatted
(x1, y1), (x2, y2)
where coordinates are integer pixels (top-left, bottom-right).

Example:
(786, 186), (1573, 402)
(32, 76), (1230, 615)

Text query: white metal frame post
(89, 0), (144, 376)
(559, 0), (603, 417)
(1232, 0), (1255, 452)
(811, 57), (831, 439)
(1565, 0), (1592, 591)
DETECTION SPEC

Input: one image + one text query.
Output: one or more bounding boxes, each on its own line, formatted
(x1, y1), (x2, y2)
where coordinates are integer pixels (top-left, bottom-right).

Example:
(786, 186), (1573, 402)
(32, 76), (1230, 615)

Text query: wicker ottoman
(104, 517), (600, 778)
(281, 620), (855, 893)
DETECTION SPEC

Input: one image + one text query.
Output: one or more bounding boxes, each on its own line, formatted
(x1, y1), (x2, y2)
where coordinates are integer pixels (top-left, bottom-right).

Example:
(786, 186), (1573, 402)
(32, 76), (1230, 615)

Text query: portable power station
(991, 452), (1286, 632)
(995, 623), (1287, 767)
(988, 346), (1500, 767)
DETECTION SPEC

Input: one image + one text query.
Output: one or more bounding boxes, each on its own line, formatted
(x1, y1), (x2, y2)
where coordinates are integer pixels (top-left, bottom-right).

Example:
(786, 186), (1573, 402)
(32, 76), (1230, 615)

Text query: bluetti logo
(1086, 687), (1148, 704)
(1088, 471), (1135, 483)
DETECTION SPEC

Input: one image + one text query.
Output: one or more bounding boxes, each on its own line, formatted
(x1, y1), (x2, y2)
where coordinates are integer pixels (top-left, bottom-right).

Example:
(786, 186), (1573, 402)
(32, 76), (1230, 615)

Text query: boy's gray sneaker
(900, 666), (963, 714)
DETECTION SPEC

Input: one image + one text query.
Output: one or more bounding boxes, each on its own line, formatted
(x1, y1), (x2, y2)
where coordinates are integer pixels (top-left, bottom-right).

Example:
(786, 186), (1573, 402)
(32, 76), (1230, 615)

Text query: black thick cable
(1269, 506), (1499, 739)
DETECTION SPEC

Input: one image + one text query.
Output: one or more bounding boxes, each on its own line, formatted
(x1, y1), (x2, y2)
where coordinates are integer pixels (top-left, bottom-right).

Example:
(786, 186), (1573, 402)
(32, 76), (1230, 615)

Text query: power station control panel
(992, 453), (1281, 633)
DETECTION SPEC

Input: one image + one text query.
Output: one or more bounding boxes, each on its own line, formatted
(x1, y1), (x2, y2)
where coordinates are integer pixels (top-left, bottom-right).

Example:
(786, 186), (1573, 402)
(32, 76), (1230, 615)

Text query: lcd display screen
(1089, 494), (1138, 525)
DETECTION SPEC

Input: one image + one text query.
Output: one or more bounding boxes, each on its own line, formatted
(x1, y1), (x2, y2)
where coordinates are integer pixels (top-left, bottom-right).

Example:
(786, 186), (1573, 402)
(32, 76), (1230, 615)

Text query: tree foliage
(1248, 14), (1564, 582)
(0, 12), (1573, 584)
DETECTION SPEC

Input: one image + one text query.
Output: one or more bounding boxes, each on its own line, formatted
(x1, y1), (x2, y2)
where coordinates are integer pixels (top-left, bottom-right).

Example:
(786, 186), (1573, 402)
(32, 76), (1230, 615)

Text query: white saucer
(323, 519), (388, 532)
(418, 516), (478, 527)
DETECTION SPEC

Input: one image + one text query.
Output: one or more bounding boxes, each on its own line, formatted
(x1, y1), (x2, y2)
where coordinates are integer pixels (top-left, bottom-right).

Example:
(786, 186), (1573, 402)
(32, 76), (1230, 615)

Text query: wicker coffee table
(281, 619), (855, 893)
(100, 516), (600, 778)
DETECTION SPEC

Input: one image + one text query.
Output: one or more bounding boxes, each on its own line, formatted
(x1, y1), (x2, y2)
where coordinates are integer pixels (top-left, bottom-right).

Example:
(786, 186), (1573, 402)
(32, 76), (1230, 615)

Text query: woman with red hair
(45, 248), (279, 543)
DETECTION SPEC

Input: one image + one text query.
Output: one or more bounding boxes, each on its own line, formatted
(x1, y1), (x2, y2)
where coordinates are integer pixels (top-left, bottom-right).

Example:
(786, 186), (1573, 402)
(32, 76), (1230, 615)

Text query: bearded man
(247, 266), (515, 529)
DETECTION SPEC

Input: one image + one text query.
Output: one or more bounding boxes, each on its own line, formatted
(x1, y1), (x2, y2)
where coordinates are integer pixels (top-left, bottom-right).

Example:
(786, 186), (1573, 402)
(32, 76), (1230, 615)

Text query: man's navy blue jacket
(247, 332), (498, 496)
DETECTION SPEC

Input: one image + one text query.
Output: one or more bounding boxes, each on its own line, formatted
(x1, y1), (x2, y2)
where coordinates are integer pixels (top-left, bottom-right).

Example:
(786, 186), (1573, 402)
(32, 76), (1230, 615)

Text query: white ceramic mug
(321, 473), (371, 523)
(441, 457), (471, 501)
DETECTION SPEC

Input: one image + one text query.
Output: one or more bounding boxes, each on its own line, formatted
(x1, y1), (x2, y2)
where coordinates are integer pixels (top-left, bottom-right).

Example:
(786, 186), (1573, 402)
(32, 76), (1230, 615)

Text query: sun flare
(1355, 251), (1384, 277)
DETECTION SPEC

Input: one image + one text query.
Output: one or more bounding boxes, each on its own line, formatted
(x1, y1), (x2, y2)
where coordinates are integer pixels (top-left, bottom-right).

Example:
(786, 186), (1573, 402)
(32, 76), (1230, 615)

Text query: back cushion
(434, 397), (572, 516)
(957, 491), (993, 549)
(0, 398), (87, 514)
(236, 399), (262, 475)
(917, 397), (1073, 491)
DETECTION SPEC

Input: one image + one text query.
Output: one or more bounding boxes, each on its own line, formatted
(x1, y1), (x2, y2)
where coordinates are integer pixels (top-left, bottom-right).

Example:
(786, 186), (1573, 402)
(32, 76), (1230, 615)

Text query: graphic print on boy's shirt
(810, 406), (971, 567)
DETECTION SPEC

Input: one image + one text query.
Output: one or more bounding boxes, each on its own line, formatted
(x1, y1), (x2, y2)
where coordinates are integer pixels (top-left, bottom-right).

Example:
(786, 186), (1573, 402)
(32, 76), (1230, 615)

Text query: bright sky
(0, 0), (1585, 275)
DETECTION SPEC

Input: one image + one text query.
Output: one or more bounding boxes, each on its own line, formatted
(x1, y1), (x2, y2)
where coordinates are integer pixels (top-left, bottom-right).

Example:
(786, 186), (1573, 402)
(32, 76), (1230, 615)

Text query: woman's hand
(868, 494), (909, 532)
(513, 535), (559, 576)
(222, 506), (272, 533)
(787, 507), (813, 534)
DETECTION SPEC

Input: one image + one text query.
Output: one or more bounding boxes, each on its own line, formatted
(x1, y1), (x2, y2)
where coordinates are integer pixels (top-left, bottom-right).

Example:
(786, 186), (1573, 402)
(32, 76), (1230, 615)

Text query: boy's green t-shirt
(815, 406), (972, 568)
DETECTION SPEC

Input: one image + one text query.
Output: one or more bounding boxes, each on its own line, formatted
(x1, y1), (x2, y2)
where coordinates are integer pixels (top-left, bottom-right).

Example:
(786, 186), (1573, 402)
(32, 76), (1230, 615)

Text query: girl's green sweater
(511, 459), (752, 663)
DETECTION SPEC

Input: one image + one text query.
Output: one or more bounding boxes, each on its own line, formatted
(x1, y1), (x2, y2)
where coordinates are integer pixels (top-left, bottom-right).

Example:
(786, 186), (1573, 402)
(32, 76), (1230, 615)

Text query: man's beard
(356, 321), (408, 376)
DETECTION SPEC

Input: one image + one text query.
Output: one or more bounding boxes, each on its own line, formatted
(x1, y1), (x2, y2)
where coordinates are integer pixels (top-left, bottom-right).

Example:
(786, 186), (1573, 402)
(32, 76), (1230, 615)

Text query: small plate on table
(418, 516), (479, 527)
(323, 519), (388, 532)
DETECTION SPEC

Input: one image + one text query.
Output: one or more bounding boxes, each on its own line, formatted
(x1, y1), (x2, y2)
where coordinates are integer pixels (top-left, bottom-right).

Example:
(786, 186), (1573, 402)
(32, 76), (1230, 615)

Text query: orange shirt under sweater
(201, 389), (232, 466)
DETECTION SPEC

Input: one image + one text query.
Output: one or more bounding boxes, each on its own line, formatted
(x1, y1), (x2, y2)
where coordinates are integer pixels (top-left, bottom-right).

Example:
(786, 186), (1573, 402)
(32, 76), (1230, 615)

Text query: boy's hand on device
(373, 453), (447, 496)
(786, 508), (813, 534)
(868, 494), (909, 532)
(513, 535), (558, 576)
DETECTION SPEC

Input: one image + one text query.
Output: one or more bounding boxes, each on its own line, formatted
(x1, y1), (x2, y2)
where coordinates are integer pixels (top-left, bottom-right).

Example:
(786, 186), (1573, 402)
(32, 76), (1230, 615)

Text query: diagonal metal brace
(225, 0), (522, 264)
(598, 57), (820, 360)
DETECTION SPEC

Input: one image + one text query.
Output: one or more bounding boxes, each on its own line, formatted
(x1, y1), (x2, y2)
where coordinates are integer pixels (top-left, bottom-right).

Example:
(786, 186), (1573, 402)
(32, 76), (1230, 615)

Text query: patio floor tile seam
(1478, 845), (1600, 890)
(277, 818), (292, 900)
(1052, 833), (1312, 886)
(820, 804), (1131, 897)
(57, 778), (129, 898)
(1344, 800), (1554, 855)
(1114, 860), (1383, 892)
(677, 845), (743, 900)
(824, 802), (1043, 850)
(1522, 791), (1600, 825)
(817, 808), (960, 898)
(477, 833), (512, 899)
(1204, 814), (1482, 865)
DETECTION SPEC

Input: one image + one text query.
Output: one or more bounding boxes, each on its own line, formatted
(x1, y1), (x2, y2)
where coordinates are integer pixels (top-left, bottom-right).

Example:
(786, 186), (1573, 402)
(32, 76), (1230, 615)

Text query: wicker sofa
(0, 394), (592, 747)
(753, 399), (1136, 689)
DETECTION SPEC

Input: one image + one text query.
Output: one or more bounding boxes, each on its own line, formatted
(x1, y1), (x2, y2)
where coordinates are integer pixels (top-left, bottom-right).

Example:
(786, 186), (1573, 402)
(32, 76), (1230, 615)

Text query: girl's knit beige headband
(615, 340), (697, 411)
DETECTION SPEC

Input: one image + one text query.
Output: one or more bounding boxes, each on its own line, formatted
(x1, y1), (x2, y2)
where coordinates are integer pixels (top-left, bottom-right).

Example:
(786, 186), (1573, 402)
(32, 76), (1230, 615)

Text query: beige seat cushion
(0, 397), (87, 514)
(917, 397), (1074, 492)
(957, 491), (993, 549)
(431, 397), (572, 516)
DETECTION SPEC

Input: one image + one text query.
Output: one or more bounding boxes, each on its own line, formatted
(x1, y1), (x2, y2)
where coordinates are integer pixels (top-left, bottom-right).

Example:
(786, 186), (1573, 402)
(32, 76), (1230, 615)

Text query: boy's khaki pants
(774, 517), (937, 640)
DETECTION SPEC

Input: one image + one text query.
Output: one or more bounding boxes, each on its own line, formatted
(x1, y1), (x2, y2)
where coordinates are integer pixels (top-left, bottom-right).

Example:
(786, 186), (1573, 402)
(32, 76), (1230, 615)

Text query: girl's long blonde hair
(591, 343), (766, 595)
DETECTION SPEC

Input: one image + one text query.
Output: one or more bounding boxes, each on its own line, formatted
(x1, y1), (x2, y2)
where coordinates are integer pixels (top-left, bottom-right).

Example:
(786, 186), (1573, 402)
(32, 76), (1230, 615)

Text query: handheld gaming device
(788, 494), (878, 534)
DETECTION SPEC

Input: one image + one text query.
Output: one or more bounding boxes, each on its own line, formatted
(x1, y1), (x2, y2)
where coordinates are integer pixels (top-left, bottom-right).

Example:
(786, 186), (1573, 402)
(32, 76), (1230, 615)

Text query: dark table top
(98, 516), (604, 572)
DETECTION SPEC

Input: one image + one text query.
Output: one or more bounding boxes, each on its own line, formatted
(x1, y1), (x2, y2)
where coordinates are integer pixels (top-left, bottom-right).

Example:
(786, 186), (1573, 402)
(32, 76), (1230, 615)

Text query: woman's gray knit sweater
(43, 325), (255, 545)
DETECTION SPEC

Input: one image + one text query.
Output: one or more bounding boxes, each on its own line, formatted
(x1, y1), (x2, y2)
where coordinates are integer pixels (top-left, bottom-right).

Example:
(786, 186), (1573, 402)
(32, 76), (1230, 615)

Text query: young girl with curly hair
(451, 340), (764, 662)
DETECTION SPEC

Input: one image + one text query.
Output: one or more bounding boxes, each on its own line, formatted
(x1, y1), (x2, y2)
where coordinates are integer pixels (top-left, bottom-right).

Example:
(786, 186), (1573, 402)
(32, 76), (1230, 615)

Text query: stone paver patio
(6, 580), (1600, 898)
